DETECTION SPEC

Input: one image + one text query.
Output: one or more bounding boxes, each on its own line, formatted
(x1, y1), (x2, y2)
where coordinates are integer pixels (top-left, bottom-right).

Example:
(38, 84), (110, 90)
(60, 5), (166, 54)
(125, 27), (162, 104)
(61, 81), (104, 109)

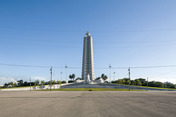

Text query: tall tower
(82, 32), (95, 81)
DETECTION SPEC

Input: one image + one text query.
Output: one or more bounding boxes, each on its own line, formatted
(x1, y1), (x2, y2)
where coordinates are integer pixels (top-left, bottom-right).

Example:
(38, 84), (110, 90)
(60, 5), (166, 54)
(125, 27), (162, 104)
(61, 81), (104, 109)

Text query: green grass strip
(40, 88), (145, 91)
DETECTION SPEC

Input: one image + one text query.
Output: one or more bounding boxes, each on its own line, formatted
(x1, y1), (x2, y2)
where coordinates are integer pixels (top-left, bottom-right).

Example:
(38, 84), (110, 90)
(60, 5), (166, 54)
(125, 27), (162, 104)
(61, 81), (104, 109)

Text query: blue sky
(0, 0), (176, 85)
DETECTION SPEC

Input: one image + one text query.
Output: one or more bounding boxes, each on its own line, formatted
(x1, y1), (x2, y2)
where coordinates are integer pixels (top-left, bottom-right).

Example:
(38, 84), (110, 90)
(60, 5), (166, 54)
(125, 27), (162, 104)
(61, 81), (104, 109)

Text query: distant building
(82, 32), (95, 81)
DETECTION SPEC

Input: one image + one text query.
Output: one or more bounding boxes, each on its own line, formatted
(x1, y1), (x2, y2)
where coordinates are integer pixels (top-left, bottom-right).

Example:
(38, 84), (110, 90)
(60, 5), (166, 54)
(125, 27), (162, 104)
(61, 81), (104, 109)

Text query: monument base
(74, 79), (104, 84)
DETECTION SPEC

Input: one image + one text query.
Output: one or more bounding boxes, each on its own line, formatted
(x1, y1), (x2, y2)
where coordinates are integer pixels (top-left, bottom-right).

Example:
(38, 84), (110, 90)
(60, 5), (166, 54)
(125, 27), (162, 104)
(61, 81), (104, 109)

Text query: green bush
(61, 81), (66, 84)
(68, 80), (74, 83)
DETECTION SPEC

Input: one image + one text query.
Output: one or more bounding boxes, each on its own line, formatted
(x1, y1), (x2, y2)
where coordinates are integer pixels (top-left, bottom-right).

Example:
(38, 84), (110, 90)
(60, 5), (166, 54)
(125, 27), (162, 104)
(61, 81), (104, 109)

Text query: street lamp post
(109, 64), (111, 83)
(30, 77), (31, 91)
(113, 72), (115, 81)
(128, 67), (131, 91)
(65, 65), (68, 83)
(50, 66), (52, 91)
(60, 72), (62, 81)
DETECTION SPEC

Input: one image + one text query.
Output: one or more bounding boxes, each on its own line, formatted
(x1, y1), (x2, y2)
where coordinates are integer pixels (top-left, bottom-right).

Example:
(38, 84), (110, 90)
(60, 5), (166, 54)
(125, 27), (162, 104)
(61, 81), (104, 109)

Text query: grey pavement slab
(0, 91), (176, 117)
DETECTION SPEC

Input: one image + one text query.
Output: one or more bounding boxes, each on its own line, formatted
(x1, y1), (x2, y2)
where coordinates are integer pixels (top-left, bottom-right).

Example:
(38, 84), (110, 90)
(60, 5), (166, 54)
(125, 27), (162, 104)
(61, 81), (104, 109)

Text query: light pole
(50, 66), (52, 91)
(128, 67), (131, 91)
(65, 65), (68, 83)
(109, 64), (111, 83)
(113, 72), (115, 81)
(53, 73), (55, 89)
(60, 72), (62, 81)
(147, 77), (148, 91)
(30, 77), (31, 91)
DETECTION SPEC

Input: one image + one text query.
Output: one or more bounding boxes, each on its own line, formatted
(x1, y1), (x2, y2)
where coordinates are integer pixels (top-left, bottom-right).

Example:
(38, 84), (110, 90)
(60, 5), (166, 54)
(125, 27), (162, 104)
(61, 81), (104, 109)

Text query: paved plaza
(0, 91), (176, 117)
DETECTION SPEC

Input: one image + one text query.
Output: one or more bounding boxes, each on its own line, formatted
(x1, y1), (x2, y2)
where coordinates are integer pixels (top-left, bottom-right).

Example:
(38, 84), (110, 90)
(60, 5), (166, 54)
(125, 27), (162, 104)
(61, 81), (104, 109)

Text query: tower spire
(82, 31), (95, 81)
(86, 31), (90, 36)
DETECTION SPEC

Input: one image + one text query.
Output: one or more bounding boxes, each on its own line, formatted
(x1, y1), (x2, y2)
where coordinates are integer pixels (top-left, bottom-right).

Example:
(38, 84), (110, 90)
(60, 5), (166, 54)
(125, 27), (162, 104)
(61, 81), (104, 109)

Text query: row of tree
(111, 78), (176, 88)
(3, 73), (176, 89)
(95, 75), (176, 89)
(3, 73), (78, 88)
(3, 80), (68, 88)
(95, 74), (108, 81)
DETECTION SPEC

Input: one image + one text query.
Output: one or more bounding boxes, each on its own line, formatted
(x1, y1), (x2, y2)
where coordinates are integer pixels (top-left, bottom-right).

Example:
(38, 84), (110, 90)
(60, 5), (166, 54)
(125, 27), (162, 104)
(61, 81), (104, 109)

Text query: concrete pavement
(0, 91), (176, 117)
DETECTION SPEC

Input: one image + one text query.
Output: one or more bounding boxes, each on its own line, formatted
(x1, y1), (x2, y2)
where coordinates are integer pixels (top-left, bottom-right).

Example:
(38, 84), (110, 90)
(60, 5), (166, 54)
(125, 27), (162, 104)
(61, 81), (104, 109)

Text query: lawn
(41, 88), (145, 91)
(129, 85), (176, 90)
(112, 84), (176, 90)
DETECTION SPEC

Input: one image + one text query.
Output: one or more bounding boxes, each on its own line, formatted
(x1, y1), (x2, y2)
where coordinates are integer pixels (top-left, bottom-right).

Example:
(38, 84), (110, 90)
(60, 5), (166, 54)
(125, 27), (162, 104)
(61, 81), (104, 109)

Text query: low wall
(0, 83), (73, 91)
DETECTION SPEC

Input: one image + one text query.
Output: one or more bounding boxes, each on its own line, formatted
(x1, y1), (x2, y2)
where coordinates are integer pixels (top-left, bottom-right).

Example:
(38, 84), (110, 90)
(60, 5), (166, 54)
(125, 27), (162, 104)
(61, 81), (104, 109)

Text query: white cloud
(18, 78), (22, 80)
(31, 76), (48, 81)
(0, 77), (17, 85)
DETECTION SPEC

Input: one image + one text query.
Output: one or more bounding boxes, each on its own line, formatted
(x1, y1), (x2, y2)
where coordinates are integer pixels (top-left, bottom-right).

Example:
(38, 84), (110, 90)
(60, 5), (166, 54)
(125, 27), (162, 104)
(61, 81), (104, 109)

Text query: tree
(68, 80), (74, 83)
(95, 77), (101, 80)
(101, 74), (108, 81)
(131, 80), (136, 85)
(138, 78), (146, 86)
(72, 74), (75, 80)
(69, 74), (76, 81)
(23, 81), (28, 86)
(41, 80), (45, 86)
(76, 77), (82, 80)
(135, 79), (142, 86)
(118, 79), (125, 84)
(52, 80), (56, 84)
(8, 82), (13, 86)
(62, 81), (66, 84)
(69, 74), (72, 80)
(56, 80), (61, 85)
(118, 79), (123, 84)
(13, 83), (17, 87)
(156, 81), (164, 88)
(174, 85), (176, 89)
(148, 81), (156, 87)
(56, 80), (61, 88)
(41, 80), (45, 90)
(164, 82), (175, 88)
(34, 79), (39, 89)
(48, 80), (52, 85)
(4, 83), (8, 87)
(123, 78), (130, 85)
(17, 80), (23, 86)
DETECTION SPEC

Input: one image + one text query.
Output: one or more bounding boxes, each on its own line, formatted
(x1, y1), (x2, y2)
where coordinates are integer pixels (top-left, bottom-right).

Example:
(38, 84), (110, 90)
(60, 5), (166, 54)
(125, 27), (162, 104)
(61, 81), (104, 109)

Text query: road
(0, 91), (176, 117)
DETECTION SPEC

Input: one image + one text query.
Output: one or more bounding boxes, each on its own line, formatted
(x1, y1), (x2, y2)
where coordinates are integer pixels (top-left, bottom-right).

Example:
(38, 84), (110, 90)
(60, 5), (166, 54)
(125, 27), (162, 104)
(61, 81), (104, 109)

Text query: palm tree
(72, 74), (75, 81)
(41, 80), (45, 90)
(34, 79), (39, 90)
(56, 80), (61, 88)
(101, 74), (108, 81)
(69, 74), (76, 81)
(69, 74), (73, 80)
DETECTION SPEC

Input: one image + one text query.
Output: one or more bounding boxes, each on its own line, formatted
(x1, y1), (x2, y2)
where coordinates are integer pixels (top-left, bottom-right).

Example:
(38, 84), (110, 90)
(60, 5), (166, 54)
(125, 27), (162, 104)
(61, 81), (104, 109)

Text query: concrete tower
(82, 32), (95, 81)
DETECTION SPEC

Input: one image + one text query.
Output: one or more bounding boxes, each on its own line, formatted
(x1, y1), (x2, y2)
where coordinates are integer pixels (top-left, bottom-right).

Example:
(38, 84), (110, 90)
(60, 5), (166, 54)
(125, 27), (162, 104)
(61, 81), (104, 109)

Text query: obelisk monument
(82, 32), (95, 81)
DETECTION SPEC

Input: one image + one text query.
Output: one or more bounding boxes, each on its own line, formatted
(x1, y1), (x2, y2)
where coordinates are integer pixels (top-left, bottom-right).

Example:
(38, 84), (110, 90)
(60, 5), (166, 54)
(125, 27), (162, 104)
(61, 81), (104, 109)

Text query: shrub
(61, 81), (66, 84)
